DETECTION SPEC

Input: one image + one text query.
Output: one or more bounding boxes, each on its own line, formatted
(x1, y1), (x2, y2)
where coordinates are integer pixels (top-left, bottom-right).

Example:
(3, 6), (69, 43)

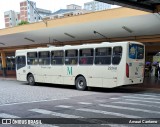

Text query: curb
(123, 86), (160, 92)
(0, 78), (17, 81)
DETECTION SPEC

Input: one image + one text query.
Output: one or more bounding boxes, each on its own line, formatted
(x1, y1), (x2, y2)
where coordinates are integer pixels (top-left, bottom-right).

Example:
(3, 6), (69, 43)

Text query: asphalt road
(0, 79), (160, 127)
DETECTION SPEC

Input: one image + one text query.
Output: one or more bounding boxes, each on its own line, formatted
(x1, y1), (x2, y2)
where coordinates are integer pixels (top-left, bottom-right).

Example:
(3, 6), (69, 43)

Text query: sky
(0, 0), (118, 29)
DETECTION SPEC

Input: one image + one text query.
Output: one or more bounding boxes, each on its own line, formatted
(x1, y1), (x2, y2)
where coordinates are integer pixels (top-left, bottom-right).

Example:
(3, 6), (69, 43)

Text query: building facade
(4, 10), (20, 28)
(67, 4), (82, 9)
(20, 0), (38, 23)
(43, 4), (90, 20)
(84, 1), (111, 11)
(4, 0), (51, 28)
(43, 9), (90, 20)
(36, 8), (52, 19)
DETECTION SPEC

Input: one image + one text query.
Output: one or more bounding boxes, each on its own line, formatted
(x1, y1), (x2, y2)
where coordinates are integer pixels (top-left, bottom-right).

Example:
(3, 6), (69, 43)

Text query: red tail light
(126, 63), (129, 78)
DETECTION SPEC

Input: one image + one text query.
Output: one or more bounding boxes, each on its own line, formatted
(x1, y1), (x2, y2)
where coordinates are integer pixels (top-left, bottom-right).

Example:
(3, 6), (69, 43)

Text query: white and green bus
(16, 41), (145, 90)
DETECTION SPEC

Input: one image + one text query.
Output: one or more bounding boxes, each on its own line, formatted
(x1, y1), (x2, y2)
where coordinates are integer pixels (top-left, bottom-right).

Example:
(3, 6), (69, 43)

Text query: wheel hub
(78, 80), (84, 88)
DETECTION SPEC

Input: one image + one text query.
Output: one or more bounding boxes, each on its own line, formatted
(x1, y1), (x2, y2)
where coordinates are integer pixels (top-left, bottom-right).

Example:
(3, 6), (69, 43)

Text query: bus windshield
(129, 44), (144, 59)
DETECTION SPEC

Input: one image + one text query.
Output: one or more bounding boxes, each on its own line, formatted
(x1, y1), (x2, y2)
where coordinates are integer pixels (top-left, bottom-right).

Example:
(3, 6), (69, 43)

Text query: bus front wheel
(27, 74), (35, 86)
(75, 76), (87, 91)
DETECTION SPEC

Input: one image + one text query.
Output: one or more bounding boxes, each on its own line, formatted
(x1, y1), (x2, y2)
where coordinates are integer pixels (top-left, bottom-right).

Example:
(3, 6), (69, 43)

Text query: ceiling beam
(146, 45), (160, 52)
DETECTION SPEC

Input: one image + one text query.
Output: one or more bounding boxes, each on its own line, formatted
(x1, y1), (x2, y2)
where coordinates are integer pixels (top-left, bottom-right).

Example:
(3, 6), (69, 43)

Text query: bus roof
(16, 41), (143, 53)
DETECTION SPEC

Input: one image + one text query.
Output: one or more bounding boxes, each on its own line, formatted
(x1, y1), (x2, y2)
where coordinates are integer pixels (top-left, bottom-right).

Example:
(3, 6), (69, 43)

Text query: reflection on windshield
(129, 44), (144, 59)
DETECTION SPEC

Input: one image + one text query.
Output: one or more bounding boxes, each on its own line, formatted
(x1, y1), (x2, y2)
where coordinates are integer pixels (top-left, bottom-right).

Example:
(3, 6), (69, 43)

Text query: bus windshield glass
(129, 44), (144, 59)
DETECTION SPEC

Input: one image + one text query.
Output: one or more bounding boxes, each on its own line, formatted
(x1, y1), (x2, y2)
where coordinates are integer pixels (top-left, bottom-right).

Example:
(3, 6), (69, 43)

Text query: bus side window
(38, 51), (50, 65)
(112, 46), (122, 65)
(51, 50), (64, 65)
(79, 49), (93, 65)
(16, 56), (26, 70)
(65, 50), (78, 65)
(95, 47), (111, 65)
(27, 52), (38, 65)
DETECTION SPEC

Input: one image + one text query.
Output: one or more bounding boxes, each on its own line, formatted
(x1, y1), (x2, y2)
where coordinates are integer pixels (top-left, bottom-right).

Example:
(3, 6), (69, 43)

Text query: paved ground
(0, 80), (160, 127)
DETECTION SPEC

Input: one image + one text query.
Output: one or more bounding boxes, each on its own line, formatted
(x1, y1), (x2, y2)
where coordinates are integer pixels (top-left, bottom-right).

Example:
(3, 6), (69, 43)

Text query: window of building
(51, 50), (64, 65)
(20, 3), (23, 6)
(27, 52), (38, 65)
(35, 17), (36, 20)
(112, 46), (122, 65)
(10, 18), (11, 20)
(38, 51), (50, 65)
(79, 49), (94, 65)
(16, 56), (26, 70)
(65, 50), (78, 65)
(95, 47), (112, 65)
(6, 56), (16, 71)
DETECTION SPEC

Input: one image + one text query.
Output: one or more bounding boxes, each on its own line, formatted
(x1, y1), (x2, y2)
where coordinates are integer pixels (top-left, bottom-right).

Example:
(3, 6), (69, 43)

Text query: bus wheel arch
(75, 75), (87, 91)
(27, 73), (36, 86)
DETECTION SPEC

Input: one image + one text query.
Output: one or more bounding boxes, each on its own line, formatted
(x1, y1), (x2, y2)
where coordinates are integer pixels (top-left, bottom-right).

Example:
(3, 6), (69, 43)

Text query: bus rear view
(125, 42), (145, 85)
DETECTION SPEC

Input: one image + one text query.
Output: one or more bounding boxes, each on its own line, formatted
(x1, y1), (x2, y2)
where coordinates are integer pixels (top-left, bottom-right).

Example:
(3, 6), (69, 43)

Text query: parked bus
(16, 41), (145, 90)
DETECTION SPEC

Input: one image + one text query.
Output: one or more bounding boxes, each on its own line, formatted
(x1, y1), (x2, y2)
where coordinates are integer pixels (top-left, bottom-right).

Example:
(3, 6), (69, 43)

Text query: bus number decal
(108, 66), (117, 70)
(67, 67), (72, 75)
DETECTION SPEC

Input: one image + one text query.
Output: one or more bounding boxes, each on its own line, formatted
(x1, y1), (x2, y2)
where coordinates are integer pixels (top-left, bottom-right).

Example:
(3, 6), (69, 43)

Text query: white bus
(16, 41), (145, 90)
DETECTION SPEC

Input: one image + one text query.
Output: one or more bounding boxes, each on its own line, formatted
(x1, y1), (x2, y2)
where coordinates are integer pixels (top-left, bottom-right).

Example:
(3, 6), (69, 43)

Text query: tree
(18, 21), (29, 26)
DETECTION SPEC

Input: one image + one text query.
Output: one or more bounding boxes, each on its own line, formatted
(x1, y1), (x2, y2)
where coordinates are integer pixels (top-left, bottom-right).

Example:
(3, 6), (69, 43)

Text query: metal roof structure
(96, 0), (160, 12)
(52, 9), (78, 15)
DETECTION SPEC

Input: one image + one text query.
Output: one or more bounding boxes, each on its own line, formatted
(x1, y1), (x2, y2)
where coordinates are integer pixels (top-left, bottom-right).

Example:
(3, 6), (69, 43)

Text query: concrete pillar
(0, 52), (7, 77)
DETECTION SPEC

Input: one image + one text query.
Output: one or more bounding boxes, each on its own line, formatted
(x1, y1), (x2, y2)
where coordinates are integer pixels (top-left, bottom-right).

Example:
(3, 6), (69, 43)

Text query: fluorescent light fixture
(122, 26), (133, 33)
(24, 37), (35, 42)
(93, 30), (108, 39)
(0, 42), (5, 45)
(53, 39), (61, 42)
(64, 33), (75, 38)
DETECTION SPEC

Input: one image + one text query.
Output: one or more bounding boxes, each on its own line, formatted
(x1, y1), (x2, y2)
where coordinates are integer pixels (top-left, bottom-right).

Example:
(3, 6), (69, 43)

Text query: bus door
(50, 50), (64, 84)
(38, 51), (52, 83)
(16, 56), (26, 81)
(48, 65), (63, 84)
(128, 44), (144, 79)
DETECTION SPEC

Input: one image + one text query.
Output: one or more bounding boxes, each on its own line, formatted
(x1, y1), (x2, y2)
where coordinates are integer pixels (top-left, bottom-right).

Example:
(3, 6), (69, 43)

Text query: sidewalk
(0, 76), (16, 81)
(123, 77), (160, 91)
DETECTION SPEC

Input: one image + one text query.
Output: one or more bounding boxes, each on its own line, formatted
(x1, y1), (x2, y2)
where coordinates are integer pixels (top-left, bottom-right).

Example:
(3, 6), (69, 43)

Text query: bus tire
(27, 74), (35, 86)
(75, 76), (87, 91)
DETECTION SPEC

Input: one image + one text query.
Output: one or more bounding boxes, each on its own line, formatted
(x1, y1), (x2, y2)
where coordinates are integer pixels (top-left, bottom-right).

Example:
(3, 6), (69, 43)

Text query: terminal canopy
(96, 0), (160, 12)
